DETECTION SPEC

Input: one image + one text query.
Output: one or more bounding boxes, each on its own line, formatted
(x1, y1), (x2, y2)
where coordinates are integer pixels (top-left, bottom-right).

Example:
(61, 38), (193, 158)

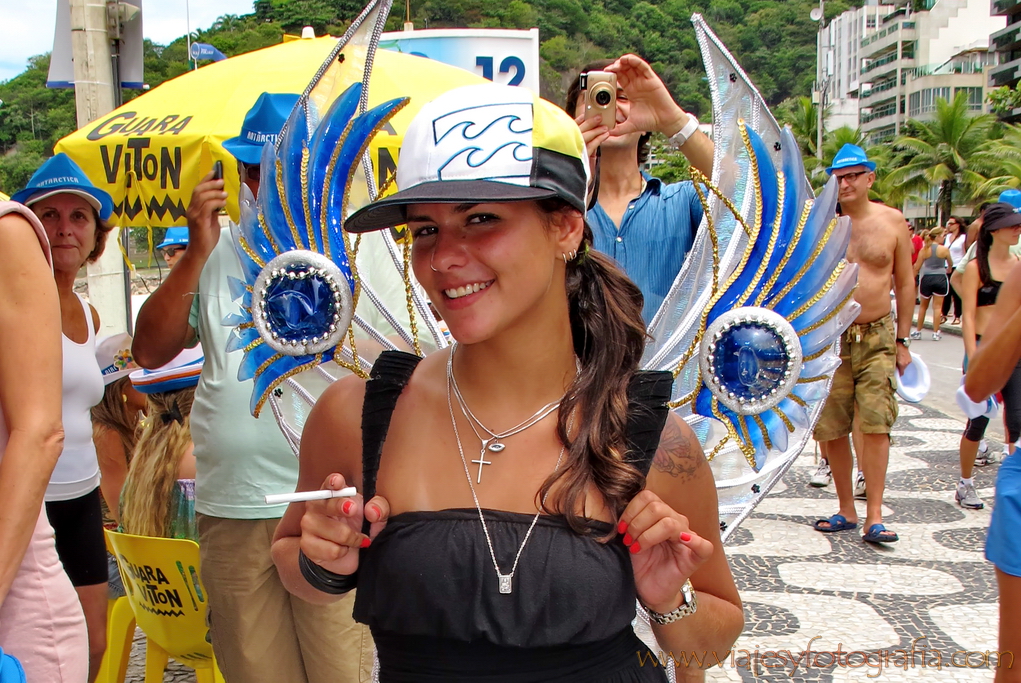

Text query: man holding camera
(566, 55), (714, 322)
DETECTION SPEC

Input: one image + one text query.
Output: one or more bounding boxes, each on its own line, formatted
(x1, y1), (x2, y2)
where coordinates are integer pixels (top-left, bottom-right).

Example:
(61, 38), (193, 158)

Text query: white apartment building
(819, 1), (897, 131)
(858, 0), (1004, 145)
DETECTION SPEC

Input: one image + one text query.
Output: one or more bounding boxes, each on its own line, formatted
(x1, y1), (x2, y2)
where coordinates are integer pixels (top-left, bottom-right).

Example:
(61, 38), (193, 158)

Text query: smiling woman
(12, 152), (117, 682)
(271, 83), (744, 682)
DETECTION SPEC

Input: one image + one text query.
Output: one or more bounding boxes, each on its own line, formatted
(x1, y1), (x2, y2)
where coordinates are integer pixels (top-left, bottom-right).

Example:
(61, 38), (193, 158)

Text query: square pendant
(498, 574), (512, 594)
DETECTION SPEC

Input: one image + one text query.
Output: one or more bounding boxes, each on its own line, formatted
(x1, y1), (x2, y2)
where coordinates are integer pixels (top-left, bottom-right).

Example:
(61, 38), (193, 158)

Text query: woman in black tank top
(956, 203), (1021, 510)
(271, 84), (743, 682)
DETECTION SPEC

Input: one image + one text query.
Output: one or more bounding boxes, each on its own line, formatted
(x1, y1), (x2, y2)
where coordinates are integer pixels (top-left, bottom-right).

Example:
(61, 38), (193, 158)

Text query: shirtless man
(811, 144), (914, 544)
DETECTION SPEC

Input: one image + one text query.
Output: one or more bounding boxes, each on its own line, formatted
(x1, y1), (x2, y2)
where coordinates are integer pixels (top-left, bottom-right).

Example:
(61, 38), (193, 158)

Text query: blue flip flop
(813, 514), (857, 532)
(862, 524), (899, 544)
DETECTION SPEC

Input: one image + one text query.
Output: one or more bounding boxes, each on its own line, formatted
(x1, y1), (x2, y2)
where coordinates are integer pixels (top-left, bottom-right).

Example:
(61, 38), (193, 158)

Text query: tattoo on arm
(652, 417), (700, 480)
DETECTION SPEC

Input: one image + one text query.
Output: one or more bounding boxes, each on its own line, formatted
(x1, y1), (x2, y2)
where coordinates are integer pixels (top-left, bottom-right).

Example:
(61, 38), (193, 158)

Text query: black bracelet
(298, 550), (358, 595)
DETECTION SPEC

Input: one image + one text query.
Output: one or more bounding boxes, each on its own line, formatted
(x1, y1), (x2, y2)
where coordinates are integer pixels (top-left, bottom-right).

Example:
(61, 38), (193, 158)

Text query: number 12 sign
(379, 28), (540, 94)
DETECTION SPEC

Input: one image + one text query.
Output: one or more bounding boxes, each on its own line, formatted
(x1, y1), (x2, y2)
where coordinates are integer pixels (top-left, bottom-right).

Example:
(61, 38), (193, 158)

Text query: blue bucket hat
(826, 144), (877, 175)
(157, 227), (189, 250)
(222, 93), (300, 165)
(11, 153), (114, 221)
(998, 189), (1021, 211)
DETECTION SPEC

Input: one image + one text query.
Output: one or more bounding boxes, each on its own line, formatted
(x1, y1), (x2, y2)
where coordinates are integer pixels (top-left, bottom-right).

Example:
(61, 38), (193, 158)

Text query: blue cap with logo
(11, 153), (114, 221)
(999, 189), (1021, 211)
(825, 144), (877, 175)
(157, 227), (189, 250)
(222, 93), (301, 165)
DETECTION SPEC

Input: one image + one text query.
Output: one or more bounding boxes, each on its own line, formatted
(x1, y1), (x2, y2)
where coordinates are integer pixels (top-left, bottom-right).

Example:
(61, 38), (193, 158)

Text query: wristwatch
(668, 114), (700, 148)
(643, 579), (698, 625)
(896, 337), (911, 347)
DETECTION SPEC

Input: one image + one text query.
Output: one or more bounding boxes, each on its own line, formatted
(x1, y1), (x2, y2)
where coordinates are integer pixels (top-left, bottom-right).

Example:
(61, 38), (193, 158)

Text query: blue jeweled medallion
(699, 307), (802, 415)
(252, 251), (353, 357)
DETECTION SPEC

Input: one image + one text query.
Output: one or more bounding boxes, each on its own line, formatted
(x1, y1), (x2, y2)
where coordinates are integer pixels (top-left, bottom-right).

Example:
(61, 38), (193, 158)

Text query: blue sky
(0, 0), (256, 83)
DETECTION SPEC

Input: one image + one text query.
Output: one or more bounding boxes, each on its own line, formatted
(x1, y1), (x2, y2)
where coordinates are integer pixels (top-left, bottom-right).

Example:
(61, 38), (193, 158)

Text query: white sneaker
(932, 331), (942, 341)
(956, 480), (985, 509)
(853, 471), (867, 499)
(810, 459), (832, 487)
(909, 330), (922, 340)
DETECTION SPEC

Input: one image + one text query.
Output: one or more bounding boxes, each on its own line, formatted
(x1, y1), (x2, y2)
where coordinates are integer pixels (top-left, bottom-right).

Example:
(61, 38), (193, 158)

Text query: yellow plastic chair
(97, 530), (135, 683)
(105, 530), (224, 683)
(96, 594), (135, 683)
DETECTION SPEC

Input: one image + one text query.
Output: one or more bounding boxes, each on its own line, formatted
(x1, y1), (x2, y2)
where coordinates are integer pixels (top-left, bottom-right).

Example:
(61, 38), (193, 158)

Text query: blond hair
(91, 377), (140, 460)
(923, 227), (943, 243)
(120, 388), (195, 538)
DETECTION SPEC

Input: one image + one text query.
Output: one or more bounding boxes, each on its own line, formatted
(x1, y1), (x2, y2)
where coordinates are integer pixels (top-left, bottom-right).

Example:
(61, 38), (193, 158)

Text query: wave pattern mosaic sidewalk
(701, 399), (1004, 682)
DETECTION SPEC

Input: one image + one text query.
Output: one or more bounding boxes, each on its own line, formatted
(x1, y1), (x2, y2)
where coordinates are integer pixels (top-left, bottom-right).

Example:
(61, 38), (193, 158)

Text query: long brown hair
(91, 377), (141, 460)
(533, 199), (649, 533)
(120, 388), (195, 538)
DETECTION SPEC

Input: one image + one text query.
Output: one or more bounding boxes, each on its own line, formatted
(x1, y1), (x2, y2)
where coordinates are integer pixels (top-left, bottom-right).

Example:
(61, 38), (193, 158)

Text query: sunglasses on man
(239, 162), (261, 182)
(162, 246), (186, 259)
(836, 170), (869, 184)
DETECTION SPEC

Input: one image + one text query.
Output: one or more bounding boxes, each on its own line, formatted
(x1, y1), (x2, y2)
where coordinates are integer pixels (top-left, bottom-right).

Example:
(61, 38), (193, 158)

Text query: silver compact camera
(582, 71), (617, 129)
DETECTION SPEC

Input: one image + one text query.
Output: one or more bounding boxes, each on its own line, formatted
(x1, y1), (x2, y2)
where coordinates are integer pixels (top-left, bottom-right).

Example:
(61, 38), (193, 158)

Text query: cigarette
(265, 487), (358, 505)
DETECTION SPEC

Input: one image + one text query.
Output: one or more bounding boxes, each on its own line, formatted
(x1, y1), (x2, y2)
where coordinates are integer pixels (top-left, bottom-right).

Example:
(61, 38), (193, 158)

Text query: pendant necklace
(448, 342), (570, 483)
(446, 360), (573, 595)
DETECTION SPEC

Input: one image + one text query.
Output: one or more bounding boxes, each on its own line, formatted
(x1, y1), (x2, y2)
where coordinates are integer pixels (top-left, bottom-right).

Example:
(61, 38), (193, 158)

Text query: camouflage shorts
(813, 313), (898, 442)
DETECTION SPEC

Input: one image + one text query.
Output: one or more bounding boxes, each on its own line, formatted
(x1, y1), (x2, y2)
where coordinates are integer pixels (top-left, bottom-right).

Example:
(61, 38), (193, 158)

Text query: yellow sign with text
(55, 37), (483, 228)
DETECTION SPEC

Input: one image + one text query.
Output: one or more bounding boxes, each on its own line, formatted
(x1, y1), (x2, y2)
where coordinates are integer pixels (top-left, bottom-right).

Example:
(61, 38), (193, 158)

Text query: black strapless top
(351, 351), (674, 683)
(978, 278), (1002, 308)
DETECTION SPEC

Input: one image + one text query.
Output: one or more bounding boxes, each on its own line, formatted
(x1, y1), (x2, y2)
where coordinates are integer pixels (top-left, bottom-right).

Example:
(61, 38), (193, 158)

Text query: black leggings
(964, 358), (1021, 444)
(44, 486), (108, 587)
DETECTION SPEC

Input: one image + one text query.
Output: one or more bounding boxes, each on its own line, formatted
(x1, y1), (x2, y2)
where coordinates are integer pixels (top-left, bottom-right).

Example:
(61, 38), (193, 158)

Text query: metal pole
(816, 0), (825, 161)
(70, 0), (129, 335)
(186, 0), (195, 70)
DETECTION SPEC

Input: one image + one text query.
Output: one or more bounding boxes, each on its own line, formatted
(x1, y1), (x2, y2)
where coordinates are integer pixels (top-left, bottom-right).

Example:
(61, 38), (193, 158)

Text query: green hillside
(0, 0), (852, 192)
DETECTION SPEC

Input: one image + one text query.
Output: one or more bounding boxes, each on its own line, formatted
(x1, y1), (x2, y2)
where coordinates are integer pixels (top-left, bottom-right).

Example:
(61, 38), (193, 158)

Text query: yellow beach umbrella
(55, 37), (485, 228)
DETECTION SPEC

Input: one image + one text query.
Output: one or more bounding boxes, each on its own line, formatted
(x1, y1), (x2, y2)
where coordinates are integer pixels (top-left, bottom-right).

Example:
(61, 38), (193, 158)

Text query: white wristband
(668, 114), (700, 148)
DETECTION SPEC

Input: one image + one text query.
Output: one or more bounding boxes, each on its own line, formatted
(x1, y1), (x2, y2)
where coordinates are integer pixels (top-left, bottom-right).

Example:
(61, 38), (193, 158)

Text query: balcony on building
(860, 20), (917, 57)
(860, 75), (901, 103)
(861, 43), (916, 81)
(991, 21), (1021, 54)
(992, 0), (1021, 18)
(989, 54), (1021, 87)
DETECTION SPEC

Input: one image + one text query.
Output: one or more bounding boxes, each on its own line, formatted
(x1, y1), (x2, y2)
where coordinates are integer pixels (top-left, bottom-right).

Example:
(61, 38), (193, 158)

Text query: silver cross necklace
(445, 349), (573, 595)
(449, 342), (567, 483)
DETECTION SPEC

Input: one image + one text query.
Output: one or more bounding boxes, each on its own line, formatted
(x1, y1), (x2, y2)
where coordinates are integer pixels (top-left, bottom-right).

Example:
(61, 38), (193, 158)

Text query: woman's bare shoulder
(649, 411), (706, 483)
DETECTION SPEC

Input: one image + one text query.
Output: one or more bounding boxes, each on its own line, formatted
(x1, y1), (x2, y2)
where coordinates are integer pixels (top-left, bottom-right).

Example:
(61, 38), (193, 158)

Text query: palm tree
(972, 123), (1021, 203)
(866, 142), (914, 207)
(887, 91), (995, 223)
(776, 96), (832, 160)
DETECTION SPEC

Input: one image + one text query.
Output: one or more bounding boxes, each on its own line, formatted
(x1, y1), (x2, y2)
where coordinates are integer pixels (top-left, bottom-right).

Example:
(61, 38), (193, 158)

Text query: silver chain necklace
(445, 350), (573, 595)
(449, 342), (568, 483)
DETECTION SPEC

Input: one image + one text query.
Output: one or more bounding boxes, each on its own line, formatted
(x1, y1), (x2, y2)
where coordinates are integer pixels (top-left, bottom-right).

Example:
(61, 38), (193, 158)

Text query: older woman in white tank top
(12, 154), (118, 682)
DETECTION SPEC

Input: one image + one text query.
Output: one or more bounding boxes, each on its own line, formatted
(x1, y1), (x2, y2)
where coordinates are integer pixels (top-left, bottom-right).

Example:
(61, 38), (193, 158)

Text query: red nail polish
(617, 520), (628, 534)
(360, 537), (371, 549)
(623, 533), (633, 546)
(342, 500), (353, 515)
(629, 542), (641, 554)
(680, 532), (692, 543)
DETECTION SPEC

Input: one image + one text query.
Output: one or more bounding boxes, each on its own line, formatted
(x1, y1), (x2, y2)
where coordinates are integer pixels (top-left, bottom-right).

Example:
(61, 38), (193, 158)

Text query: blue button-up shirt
(589, 175), (703, 323)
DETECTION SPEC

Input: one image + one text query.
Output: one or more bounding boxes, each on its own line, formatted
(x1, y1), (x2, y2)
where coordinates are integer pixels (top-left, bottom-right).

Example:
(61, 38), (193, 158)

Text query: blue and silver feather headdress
(641, 16), (859, 538)
(224, 0), (448, 430)
(224, 5), (857, 539)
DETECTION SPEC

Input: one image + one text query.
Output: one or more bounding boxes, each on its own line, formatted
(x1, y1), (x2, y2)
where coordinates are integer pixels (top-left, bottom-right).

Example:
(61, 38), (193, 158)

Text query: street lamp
(811, 0), (826, 161)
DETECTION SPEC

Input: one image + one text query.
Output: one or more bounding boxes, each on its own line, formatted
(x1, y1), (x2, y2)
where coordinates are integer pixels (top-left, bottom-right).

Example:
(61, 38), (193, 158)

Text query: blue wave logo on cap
(433, 103), (533, 183)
